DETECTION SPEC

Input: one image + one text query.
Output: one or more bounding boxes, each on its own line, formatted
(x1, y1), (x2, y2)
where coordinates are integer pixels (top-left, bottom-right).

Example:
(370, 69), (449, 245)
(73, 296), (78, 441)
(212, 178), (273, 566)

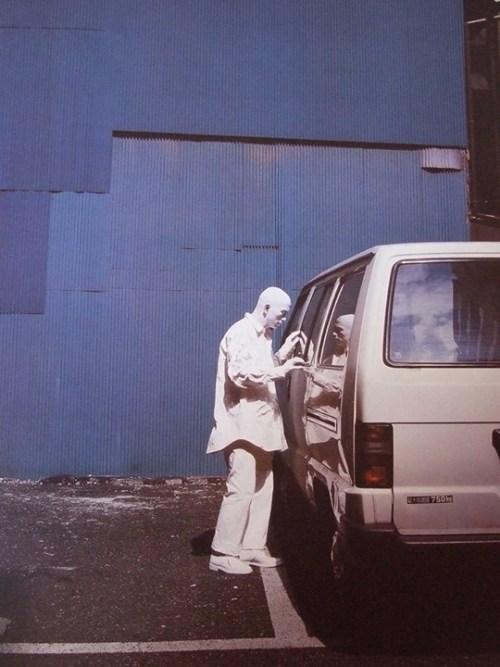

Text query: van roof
(304, 241), (500, 288)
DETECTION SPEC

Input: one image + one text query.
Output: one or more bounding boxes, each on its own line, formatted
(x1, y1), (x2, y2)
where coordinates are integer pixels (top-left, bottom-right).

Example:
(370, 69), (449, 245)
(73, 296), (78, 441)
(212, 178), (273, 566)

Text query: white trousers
(211, 442), (274, 557)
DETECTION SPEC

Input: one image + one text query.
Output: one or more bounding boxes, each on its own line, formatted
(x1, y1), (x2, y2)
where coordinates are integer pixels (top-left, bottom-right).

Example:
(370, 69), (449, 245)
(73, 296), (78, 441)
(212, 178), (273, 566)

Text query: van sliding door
(304, 270), (365, 489)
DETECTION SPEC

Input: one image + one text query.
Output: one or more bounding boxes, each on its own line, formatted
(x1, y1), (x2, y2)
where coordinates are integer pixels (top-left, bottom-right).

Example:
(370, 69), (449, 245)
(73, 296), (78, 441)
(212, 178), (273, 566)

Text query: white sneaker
(209, 554), (253, 574)
(240, 549), (283, 568)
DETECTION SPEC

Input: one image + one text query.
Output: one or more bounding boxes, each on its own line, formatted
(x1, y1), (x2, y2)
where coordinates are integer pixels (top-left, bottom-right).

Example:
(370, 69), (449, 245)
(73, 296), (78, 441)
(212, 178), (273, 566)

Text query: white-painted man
(207, 287), (306, 574)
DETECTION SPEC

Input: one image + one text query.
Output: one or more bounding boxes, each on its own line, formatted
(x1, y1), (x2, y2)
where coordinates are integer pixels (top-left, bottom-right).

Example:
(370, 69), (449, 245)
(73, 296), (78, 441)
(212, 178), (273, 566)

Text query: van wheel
(331, 530), (384, 605)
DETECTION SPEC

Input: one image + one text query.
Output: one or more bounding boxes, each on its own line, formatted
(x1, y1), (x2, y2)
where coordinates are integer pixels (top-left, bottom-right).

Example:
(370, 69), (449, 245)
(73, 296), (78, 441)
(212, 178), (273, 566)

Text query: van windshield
(388, 260), (500, 365)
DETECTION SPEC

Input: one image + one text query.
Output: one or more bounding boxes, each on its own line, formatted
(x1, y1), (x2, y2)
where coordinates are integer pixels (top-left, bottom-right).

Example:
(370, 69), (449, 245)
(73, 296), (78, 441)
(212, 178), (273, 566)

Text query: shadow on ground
(191, 529), (215, 556)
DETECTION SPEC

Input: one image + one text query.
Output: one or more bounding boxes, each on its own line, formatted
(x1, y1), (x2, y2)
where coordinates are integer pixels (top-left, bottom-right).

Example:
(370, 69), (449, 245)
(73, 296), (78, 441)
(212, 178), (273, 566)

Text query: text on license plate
(407, 495), (454, 504)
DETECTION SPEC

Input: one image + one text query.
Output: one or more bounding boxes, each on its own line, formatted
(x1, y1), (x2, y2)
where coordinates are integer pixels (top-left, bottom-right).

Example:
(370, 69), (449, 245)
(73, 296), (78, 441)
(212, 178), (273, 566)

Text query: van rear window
(388, 260), (500, 365)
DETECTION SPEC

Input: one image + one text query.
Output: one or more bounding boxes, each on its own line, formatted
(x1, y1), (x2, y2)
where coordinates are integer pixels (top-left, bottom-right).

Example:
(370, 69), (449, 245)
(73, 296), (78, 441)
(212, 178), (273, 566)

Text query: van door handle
(493, 430), (500, 460)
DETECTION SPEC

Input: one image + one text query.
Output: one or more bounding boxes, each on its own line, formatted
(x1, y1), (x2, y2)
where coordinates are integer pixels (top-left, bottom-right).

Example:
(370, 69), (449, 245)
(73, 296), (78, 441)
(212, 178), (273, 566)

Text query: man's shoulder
(222, 314), (262, 344)
(225, 315), (252, 337)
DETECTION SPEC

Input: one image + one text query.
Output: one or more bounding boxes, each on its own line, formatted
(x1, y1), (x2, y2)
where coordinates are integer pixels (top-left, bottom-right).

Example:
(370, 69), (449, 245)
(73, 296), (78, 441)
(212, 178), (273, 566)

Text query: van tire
(310, 479), (361, 595)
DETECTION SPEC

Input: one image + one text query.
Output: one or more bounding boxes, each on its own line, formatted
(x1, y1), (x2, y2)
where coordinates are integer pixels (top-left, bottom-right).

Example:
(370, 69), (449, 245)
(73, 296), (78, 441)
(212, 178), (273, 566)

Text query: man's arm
(227, 337), (305, 388)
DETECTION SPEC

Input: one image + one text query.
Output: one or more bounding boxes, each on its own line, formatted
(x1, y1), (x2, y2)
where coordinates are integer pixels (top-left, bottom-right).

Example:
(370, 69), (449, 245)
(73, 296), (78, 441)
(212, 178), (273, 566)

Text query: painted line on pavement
(0, 566), (324, 655)
(0, 636), (324, 655)
(261, 566), (316, 641)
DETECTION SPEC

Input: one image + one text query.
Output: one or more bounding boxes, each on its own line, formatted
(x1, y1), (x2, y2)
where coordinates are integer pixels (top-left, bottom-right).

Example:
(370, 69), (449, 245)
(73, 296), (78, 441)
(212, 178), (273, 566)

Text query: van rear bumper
(339, 515), (500, 551)
(339, 516), (397, 552)
(337, 517), (500, 583)
(395, 533), (500, 546)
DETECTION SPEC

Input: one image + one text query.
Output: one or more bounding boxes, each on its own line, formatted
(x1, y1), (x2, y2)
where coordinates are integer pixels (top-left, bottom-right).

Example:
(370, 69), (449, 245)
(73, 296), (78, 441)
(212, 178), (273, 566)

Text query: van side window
(284, 289), (310, 336)
(298, 283), (335, 362)
(388, 260), (500, 365)
(319, 270), (365, 366)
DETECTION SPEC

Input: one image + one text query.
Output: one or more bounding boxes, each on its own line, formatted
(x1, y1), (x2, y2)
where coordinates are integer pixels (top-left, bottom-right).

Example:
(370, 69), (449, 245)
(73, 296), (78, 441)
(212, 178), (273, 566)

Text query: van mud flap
(493, 429), (500, 460)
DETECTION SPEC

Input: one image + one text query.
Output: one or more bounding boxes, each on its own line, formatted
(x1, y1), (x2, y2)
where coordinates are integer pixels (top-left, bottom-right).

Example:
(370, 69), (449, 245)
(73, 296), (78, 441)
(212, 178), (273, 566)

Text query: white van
(278, 242), (500, 586)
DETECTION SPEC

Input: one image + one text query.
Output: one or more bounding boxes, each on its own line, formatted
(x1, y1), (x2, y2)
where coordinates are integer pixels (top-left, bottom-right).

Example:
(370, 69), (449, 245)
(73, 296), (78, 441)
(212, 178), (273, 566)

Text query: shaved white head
(335, 314), (354, 335)
(253, 286), (291, 331)
(256, 286), (291, 310)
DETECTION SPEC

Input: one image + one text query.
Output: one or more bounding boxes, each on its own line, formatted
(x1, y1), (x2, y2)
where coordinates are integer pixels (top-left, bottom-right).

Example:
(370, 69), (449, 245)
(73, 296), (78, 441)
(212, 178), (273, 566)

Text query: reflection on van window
(321, 314), (354, 366)
(320, 270), (364, 366)
(389, 260), (500, 364)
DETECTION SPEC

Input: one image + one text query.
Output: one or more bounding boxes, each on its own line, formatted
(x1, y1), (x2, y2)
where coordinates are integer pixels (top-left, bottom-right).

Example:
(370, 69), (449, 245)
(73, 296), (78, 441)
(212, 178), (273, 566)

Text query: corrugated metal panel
(0, 0), (110, 29)
(0, 0), (466, 198)
(0, 137), (468, 479)
(278, 144), (468, 291)
(0, 19), (112, 192)
(41, 291), (114, 475)
(109, 138), (278, 290)
(0, 314), (47, 477)
(0, 191), (50, 313)
(112, 0), (466, 146)
(47, 193), (110, 291)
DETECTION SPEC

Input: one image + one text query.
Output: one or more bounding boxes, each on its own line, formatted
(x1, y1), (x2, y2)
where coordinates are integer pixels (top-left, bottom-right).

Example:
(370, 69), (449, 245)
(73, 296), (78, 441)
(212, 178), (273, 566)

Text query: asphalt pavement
(0, 474), (498, 667)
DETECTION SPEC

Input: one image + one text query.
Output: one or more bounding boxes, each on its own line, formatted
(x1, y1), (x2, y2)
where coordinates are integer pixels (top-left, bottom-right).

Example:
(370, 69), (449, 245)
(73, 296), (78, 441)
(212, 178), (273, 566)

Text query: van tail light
(355, 423), (393, 488)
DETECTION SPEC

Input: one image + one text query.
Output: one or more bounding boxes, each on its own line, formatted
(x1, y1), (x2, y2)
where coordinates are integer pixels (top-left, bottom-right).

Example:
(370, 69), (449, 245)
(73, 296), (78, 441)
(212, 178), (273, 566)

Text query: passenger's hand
(278, 331), (307, 360)
(312, 375), (341, 396)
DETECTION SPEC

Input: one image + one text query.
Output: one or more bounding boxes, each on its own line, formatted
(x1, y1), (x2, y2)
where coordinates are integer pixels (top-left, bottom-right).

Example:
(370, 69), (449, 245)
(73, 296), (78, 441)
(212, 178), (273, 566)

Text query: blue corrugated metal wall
(111, 0), (466, 146)
(0, 0), (466, 195)
(0, 2), (113, 193)
(0, 0), (469, 478)
(0, 137), (467, 479)
(0, 192), (50, 313)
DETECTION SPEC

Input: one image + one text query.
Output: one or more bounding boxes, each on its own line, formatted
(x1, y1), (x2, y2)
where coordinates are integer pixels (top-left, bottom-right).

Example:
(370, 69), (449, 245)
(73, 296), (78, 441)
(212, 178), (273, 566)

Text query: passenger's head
(331, 314), (354, 354)
(254, 287), (291, 331)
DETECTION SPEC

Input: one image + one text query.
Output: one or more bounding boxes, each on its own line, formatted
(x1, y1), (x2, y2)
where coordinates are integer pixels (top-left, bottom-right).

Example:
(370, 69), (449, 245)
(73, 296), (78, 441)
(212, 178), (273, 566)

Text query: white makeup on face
(253, 287), (291, 330)
(266, 305), (289, 330)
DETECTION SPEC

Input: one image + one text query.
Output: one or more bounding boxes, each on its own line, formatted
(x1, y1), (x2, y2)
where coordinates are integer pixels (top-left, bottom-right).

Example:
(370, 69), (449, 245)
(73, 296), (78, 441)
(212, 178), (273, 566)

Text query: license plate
(407, 495), (454, 504)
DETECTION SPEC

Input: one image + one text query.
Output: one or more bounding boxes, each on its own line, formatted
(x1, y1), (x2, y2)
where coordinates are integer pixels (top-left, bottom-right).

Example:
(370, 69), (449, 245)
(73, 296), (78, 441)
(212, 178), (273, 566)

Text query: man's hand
(280, 356), (308, 375)
(278, 330), (307, 361)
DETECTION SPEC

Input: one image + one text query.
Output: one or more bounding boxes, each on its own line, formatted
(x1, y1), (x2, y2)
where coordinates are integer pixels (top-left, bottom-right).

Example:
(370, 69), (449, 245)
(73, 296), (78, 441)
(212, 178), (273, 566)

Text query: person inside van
(322, 313), (354, 367)
(207, 287), (306, 575)
(307, 314), (355, 410)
